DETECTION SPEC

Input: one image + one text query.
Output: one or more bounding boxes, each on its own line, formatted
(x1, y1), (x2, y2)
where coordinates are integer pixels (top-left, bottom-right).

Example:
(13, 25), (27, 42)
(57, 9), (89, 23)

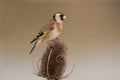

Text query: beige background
(0, 0), (120, 80)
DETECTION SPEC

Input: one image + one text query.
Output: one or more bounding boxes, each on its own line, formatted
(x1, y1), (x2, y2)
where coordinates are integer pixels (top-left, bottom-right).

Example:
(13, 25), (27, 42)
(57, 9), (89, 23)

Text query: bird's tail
(30, 40), (41, 55)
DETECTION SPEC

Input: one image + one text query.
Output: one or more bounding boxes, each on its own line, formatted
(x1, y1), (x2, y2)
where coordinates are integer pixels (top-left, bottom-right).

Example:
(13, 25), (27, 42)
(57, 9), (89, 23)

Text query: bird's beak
(63, 16), (67, 19)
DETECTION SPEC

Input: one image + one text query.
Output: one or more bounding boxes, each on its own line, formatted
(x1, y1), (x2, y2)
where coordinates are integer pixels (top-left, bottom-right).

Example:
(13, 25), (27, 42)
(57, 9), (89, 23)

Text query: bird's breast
(48, 27), (61, 40)
(43, 23), (63, 41)
(55, 22), (63, 32)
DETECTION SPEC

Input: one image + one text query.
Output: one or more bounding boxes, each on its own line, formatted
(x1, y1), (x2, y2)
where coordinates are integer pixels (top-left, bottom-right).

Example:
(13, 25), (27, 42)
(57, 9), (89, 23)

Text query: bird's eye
(60, 14), (64, 20)
(60, 14), (64, 18)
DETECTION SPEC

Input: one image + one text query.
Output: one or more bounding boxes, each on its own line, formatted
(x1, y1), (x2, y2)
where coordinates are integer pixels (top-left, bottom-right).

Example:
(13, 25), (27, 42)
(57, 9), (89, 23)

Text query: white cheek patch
(55, 14), (62, 23)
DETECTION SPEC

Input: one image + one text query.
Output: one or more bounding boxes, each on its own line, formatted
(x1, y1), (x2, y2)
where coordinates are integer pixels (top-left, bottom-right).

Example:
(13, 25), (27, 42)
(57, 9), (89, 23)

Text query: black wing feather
(30, 32), (44, 43)
(29, 41), (37, 55)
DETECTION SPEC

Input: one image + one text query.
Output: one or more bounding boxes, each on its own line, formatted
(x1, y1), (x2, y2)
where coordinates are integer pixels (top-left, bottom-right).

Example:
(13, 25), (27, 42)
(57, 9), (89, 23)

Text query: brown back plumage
(39, 19), (55, 32)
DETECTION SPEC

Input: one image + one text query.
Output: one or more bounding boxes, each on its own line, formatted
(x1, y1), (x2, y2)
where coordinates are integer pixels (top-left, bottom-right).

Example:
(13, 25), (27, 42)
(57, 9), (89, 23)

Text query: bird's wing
(30, 19), (55, 44)
(30, 32), (44, 43)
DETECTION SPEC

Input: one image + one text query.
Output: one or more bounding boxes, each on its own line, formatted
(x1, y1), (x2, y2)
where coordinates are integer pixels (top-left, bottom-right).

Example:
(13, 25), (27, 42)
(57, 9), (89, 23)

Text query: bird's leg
(51, 37), (59, 42)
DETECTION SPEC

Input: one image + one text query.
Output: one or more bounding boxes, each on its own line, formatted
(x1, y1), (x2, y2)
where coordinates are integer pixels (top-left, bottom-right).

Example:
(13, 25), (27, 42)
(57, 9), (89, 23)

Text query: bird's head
(53, 12), (67, 23)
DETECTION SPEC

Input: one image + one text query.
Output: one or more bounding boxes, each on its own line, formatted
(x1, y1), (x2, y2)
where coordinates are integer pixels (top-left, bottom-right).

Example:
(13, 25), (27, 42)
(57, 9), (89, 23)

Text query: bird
(30, 12), (67, 54)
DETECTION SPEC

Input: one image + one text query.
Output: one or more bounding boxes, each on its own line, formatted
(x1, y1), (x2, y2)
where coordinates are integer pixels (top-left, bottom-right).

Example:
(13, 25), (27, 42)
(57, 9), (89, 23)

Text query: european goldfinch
(30, 12), (67, 54)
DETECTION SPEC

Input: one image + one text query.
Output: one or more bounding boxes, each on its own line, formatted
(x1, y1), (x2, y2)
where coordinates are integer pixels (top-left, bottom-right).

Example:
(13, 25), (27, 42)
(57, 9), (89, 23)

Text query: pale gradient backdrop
(0, 0), (120, 80)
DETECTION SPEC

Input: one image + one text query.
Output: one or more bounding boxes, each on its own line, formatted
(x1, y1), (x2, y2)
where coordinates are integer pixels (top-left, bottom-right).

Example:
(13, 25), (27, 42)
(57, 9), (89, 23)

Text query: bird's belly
(43, 25), (62, 41)
(48, 31), (60, 40)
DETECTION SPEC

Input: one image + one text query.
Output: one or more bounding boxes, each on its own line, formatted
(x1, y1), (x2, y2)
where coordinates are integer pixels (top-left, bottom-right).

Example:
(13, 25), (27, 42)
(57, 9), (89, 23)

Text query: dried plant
(37, 38), (68, 80)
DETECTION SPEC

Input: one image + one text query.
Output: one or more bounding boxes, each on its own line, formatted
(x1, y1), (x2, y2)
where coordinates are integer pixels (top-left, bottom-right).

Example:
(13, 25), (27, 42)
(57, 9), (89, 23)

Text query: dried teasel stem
(37, 38), (73, 80)
(46, 49), (53, 79)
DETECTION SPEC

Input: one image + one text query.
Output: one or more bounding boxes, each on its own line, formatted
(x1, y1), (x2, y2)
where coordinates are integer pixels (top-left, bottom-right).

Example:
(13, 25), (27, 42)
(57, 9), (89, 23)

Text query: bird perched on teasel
(30, 12), (67, 54)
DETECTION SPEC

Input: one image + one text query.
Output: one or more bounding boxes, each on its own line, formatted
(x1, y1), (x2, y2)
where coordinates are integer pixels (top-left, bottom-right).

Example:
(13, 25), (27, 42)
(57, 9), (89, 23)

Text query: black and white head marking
(53, 12), (67, 23)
